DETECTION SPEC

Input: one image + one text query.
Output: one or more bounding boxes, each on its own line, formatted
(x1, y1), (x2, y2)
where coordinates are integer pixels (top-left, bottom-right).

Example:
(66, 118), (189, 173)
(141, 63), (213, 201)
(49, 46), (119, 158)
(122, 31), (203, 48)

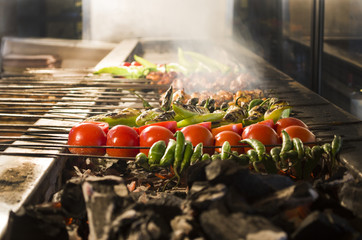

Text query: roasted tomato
(106, 125), (139, 157)
(181, 125), (214, 154)
(211, 123), (243, 137)
(242, 124), (280, 151)
(282, 126), (316, 143)
(139, 126), (174, 155)
(68, 123), (107, 155)
(82, 120), (109, 134)
(256, 119), (275, 130)
(138, 121), (177, 134)
(275, 117), (308, 135)
(214, 130), (243, 154)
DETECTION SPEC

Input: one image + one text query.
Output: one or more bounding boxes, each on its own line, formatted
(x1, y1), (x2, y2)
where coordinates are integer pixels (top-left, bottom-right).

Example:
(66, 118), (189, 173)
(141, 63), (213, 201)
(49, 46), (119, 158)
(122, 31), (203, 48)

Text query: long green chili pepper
(303, 145), (323, 179)
(221, 141), (231, 160)
(176, 111), (226, 128)
(201, 153), (211, 161)
(247, 149), (260, 172)
(304, 146), (312, 159)
(134, 54), (157, 69)
(159, 139), (177, 167)
(262, 155), (279, 174)
(240, 139), (266, 162)
(292, 137), (305, 159)
(322, 143), (332, 156)
(237, 153), (250, 166)
(172, 102), (209, 119)
(331, 135), (342, 158)
(86, 108), (141, 127)
(173, 131), (185, 182)
(190, 143), (203, 165)
(270, 147), (281, 163)
(148, 140), (167, 165)
(311, 145), (324, 160)
(180, 141), (193, 173)
(135, 152), (150, 170)
(211, 153), (222, 161)
(280, 130), (293, 167)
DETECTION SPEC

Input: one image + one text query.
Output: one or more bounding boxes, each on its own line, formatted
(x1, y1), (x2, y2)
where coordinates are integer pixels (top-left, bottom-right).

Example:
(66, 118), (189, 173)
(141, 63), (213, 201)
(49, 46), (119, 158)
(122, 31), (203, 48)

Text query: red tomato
(215, 131), (243, 154)
(282, 126), (316, 143)
(68, 123), (106, 155)
(138, 121), (177, 134)
(121, 62), (131, 67)
(242, 124), (280, 151)
(211, 123), (243, 137)
(131, 61), (142, 66)
(82, 120), (109, 134)
(181, 125), (214, 154)
(139, 126), (174, 155)
(256, 119), (275, 130)
(275, 117), (308, 135)
(106, 125), (139, 157)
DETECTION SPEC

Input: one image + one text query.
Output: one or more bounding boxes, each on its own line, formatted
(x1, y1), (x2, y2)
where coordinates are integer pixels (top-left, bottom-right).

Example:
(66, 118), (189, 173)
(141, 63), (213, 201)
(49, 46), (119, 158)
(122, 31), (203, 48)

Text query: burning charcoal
(60, 177), (86, 218)
(188, 182), (228, 211)
(81, 175), (132, 240)
(186, 159), (211, 188)
(4, 204), (68, 240)
(109, 194), (183, 239)
(291, 210), (359, 240)
(199, 208), (287, 240)
(338, 177), (362, 218)
(253, 182), (318, 217)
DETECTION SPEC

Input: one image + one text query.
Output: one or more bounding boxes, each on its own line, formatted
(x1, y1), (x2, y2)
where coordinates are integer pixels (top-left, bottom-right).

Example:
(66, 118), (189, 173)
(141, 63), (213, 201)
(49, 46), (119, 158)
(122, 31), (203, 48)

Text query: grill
(1, 38), (362, 238)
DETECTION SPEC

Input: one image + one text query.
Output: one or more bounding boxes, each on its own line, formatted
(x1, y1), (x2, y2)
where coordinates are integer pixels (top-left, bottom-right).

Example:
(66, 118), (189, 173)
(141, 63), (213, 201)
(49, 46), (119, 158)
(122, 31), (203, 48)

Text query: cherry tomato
(139, 126), (174, 155)
(275, 117), (308, 135)
(106, 125), (139, 157)
(181, 125), (214, 154)
(215, 131), (243, 154)
(256, 119), (274, 130)
(138, 121), (177, 134)
(211, 123), (243, 137)
(68, 123), (106, 155)
(242, 124), (280, 151)
(282, 126), (316, 143)
(82, 120), (109, 134)
(131, 61), (142, 66)
(121, 62), (131, 67)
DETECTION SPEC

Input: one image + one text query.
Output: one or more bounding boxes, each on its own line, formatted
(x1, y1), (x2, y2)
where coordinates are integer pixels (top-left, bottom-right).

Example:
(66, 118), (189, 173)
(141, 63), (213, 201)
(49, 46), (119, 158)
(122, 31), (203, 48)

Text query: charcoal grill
(0, 38), (361, 238)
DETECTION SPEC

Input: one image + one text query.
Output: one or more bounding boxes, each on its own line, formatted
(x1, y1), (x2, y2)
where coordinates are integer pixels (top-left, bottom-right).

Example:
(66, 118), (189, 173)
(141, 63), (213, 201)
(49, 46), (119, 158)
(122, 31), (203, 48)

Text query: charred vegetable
(86, 108), (141, 127)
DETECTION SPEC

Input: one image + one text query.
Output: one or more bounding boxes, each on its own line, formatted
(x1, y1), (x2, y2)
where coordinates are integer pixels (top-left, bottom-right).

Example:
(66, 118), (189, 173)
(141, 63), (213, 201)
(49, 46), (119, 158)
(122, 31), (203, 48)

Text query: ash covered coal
(4, 159), (362, 240)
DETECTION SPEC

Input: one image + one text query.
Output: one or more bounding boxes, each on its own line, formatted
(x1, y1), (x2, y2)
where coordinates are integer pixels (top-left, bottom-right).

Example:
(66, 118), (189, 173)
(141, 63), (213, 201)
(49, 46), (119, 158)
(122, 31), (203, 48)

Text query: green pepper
(94, 66), (147, 78)
(264, 106), (292, 123)
(173, 131), (185, 182)
(221, 141), (231, 160)
(240, 138), (266, 162)
(176, 111), (226, 128)
(248, 99), (264, 111)
(160, 85), (174, 112)
(172, 102), (209, 119)
(148, 140), (167, 165)
(159, 139), (177, 167)
(303, 145), (323, 179)
(135, 152), (150, 170)
(135, 108), (164, 126)
(86, 107), (141, 127)
(190, 143), (203, 165)
(311, 145), (324, 160)
(180, 141), (193, 173)
(293, 137), (305, 160)
(322, 143), (332, 156)
(223, 105), (247, 123)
